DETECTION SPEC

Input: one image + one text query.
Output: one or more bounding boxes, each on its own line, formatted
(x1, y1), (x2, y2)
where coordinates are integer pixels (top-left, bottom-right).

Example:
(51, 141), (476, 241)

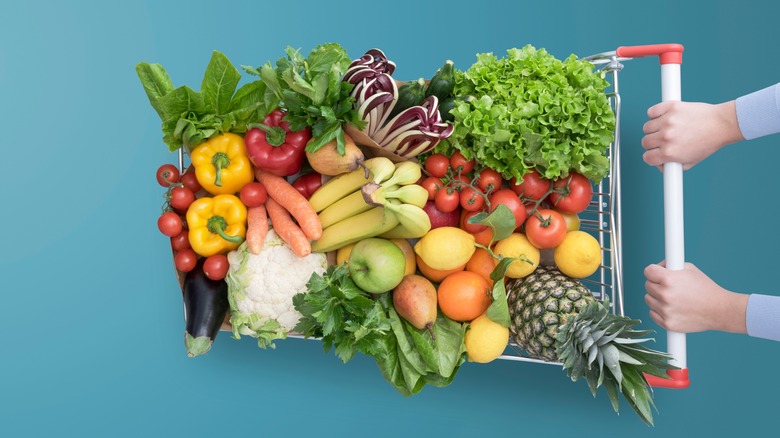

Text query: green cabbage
(448, 45), (615, 183)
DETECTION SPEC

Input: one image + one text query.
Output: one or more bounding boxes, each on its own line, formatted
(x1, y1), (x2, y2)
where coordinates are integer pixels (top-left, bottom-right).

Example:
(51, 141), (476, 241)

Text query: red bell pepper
(291, 172), (324, 199)
(244, 109), (311, 177)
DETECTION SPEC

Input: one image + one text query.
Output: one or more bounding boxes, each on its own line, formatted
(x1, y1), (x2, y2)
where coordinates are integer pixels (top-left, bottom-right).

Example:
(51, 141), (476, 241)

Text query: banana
(318, 188), (379, 229)
(381, 184), (429, 208)
(380, 200), (431, 239)
(308, 157), (395, 212)
(311, 206), (400, 253)
(382, 161), (422, 188)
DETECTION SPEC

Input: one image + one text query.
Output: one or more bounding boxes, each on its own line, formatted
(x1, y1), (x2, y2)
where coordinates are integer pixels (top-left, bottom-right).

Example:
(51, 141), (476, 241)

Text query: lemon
(336, 243), (355, 267)
(493, 233), (540, 278)
(465, 313), (510, 363)
(414, 226), (476, 271)
(553, 230), (602, 278)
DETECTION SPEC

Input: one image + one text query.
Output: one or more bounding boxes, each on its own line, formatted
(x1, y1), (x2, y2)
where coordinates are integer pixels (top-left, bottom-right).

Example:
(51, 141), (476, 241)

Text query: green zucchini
(424, 60), (455, 100)
(439, 97), (456, 122)
(388, 78), (426, 120)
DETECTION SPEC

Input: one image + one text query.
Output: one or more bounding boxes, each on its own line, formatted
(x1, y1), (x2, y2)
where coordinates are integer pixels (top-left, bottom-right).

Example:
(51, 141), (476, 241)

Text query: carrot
(246, 205), (268, 255)
(255, 169), (322, 241)
(265, 198), (311, 257)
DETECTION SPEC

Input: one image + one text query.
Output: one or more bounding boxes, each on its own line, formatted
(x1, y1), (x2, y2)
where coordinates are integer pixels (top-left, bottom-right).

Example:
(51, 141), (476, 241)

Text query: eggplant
(182, 258), (229, 357)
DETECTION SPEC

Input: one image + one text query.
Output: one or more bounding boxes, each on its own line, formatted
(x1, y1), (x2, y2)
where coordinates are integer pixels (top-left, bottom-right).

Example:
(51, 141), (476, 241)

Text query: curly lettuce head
(449, 45), (615, 183)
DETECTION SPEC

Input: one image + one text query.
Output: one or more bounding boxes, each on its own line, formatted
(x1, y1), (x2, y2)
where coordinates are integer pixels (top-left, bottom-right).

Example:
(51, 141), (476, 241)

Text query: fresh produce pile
(138, 44), (673, 425)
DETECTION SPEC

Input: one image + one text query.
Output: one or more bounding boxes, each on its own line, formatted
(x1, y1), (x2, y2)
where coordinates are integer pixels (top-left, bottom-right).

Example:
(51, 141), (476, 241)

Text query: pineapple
(506, 265), (675, 426)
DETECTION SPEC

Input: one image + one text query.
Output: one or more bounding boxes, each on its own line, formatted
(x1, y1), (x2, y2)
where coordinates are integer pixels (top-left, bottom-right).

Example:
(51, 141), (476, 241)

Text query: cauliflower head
(226, 230), (327, 348)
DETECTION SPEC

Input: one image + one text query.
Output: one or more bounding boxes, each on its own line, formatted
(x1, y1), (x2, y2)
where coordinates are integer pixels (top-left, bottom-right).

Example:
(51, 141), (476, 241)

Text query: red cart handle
(616, 43), (684, 65)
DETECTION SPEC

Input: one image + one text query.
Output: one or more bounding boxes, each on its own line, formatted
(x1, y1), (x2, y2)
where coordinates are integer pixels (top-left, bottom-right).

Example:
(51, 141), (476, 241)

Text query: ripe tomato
(460, 187), (485, 212)
(511, 169), (551, 202)
(240, 182), (268, 207)
(489, 188), (526, 228)
(525, 209), (567, 249)
(421, 176), (444, 200)
(156, 164), (180, 187)
(174, 248), (198, 273)
(460, 209), (487, 234)
(170, 229), (191, 251)
(448, 174), (471, 191)
(450, 151), (475, 174)
(424, 153), (450, 178)
(435, 187), (460, 213)
(170, 186), (195, 212)
(476, 168), (503, 194)
(548, 173), (593, 214)
(158, 211), (183, 237)
(203, 254), (230, 280)
(180, 171), (202, 193)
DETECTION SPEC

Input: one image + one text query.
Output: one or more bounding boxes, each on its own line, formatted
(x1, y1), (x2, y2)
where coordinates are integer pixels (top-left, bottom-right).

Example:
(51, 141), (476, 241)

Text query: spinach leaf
(201, 51), (241, 116)
(135, 62), (174, 120)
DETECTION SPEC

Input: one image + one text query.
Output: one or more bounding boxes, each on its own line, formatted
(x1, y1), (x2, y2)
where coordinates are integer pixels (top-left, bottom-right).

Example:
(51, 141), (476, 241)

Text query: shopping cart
(499, 43), (691, 390)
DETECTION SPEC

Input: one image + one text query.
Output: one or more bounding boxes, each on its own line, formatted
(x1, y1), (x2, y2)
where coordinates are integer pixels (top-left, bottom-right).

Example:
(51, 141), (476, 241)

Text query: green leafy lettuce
(136, 51), (274, 151)
(448, 45), (615, 182)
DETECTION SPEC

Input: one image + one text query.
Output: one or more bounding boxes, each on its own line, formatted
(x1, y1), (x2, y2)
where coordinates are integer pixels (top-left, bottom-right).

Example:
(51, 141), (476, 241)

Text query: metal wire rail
(498, 51), (627, 363)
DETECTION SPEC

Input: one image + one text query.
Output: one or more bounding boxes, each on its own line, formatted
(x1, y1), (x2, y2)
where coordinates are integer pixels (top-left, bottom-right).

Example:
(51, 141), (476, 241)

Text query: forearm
(745, 294), (780, 342)
(735, 83), (780, 140)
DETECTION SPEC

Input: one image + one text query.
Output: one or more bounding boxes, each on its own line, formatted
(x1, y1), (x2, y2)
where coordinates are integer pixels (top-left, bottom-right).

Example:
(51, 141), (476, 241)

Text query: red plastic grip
(616, 43), (684, 64)
(644, 368), (690, 389)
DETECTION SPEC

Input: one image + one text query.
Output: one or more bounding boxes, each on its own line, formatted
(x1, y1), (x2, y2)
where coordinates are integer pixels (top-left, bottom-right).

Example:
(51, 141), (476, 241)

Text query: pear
(305, 132), (365, 176)
(392, 274), (438, 337)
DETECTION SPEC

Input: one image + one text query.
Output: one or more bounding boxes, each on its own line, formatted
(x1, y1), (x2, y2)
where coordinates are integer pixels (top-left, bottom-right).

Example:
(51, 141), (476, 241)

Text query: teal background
(2, 0), (778, 435)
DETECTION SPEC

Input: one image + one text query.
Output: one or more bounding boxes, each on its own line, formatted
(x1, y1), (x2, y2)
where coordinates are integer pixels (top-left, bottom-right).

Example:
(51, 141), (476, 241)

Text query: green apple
(348, 238), (407, 293)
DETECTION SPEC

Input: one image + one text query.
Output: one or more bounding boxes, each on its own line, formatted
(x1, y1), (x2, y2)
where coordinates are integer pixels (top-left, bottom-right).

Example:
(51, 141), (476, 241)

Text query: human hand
(643, 262), (748, 334)
(641, 101), (743, 170)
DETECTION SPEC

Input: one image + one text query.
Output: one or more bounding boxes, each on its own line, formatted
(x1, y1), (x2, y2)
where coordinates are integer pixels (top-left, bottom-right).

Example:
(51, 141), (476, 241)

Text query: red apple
(422, 201), (461, 229)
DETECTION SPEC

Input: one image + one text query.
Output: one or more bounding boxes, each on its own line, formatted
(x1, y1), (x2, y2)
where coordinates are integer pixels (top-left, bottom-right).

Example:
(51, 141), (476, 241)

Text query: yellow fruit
(553, 230), (602, 278)
(336, 243), (355, 267)
(414, 226), (476, 271)
(464, 313), (509, 363)
(493, 233), (540, 278)
(390, 238), (417, 276)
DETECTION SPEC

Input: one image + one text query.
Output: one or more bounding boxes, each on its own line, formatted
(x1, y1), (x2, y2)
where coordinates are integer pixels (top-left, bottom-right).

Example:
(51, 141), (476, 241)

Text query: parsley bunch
(293, 264), (391, 363)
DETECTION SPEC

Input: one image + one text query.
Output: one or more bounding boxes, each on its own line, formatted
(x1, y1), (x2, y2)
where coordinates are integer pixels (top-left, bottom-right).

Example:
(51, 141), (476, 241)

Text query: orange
(416, 254), (465, 283)
(472, 227), (494, 247)
(437, 271), (492, 322)
(465, 248), (496, 286)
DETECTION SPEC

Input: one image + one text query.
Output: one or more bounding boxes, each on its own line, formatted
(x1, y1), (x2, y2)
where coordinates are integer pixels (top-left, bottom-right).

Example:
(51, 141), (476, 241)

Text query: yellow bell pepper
(190, 133), (254, 195)
(187, 194), (247, 257)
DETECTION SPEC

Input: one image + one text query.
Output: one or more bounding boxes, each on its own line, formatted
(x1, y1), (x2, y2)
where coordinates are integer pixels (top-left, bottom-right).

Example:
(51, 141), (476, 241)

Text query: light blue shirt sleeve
(735, 83), (780, 140)
(746, 294), (780, 342)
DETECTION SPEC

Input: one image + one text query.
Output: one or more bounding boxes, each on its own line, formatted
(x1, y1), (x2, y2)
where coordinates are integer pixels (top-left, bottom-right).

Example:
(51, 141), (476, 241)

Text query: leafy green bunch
(136, 51), (273, 152)
(449, 45), (616, 182)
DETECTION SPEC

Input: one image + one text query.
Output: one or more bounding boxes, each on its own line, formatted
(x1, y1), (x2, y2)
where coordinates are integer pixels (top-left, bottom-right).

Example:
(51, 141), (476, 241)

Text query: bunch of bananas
(310, 157), (432, 253)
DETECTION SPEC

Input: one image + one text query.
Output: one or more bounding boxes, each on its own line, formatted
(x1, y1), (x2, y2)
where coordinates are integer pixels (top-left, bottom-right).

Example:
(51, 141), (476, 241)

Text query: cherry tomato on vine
(424, 153), (450, 178)
(170, 186), (196, 212)
(489, 188), (527, 228)
(476, 168), (503, 194)
(170, 229), (191, 251)
(180, 172), (201, 193)
(156, 164), (180, 187)
(548, 173), (593, 214)
(203, 254), (230, 281)
(450, 151), (475, 175)
(525, 209), (567, 249)
(511, 169), (551, 202)
(174, 248), (198, 273)
(421, 176), (444, 200)
(459, 187), (485, 212)
(434, 187), (460, 213)
(158, 211), (183, 237)
(240, 182), (268, 208)
(448, 174), (471, 191)
(460, 209), (487, 234)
